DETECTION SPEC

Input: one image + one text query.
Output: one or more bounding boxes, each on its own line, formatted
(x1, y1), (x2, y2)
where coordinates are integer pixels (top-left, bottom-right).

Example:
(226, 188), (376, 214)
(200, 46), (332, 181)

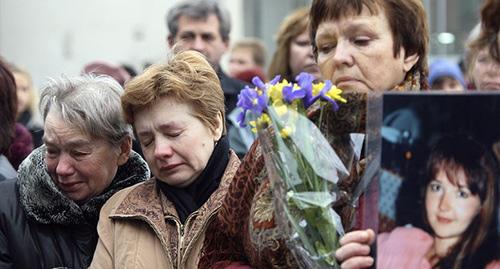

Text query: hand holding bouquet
(236, 73), (350, 268)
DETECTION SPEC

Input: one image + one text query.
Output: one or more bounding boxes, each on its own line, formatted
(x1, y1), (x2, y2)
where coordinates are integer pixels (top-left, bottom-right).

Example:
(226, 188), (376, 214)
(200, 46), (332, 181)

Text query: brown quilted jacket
(89, 151), (240, 269)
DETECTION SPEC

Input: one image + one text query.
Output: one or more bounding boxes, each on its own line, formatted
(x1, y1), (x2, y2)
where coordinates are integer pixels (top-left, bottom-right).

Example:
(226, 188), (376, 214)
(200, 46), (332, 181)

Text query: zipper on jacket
(176, 212), (198, 268)
(180, 206), (221, 266)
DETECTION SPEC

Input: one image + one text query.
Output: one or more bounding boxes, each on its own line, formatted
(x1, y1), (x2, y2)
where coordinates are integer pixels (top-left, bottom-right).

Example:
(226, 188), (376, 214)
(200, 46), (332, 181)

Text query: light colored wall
(0, 0), (243, 89)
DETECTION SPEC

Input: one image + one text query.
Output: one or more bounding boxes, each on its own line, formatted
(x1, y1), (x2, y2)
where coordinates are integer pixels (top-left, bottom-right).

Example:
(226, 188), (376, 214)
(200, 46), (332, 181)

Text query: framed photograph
(376, 92), (500, 268)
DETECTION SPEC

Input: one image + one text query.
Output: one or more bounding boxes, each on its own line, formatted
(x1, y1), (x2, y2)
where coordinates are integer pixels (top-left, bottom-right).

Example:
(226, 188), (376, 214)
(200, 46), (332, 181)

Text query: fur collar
(17, 146), (150, 225)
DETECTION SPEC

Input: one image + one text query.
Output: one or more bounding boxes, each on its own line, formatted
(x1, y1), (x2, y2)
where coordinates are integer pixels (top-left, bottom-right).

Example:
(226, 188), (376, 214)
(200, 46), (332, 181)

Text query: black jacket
(0, 147), (150, 269)
(218, 70), (247, 114)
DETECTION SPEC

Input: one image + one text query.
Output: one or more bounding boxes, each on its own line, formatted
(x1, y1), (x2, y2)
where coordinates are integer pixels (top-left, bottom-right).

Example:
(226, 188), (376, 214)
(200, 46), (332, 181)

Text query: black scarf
(158, 135), (229, 223)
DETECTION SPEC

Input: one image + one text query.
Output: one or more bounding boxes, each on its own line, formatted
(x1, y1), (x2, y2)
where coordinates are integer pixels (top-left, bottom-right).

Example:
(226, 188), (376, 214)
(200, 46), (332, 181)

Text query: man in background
(166, 0), (246, 113)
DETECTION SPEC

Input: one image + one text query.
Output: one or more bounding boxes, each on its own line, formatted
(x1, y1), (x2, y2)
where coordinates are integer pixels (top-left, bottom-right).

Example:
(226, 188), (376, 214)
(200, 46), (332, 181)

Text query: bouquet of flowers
(236, 73), (352, 268)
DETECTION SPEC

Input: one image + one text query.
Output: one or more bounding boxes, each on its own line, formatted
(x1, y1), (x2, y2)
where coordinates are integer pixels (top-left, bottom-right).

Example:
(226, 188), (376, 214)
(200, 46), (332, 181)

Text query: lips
(58, 181), (83, 192)
(160, 163), (182, 172)
(335, 76), (358, 84)
(481, 82), (500, 90)
(437, 216), (453, 224)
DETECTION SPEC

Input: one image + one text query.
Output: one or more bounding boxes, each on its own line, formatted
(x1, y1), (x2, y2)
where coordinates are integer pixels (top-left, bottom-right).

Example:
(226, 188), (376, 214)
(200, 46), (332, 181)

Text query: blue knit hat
(428, 58), (466, 87)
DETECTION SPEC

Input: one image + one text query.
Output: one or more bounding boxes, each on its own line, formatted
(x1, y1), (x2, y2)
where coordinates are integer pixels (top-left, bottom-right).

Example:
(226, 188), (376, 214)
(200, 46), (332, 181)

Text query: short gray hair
(166, 0), (231, 42)
(39, 75), (132, 147)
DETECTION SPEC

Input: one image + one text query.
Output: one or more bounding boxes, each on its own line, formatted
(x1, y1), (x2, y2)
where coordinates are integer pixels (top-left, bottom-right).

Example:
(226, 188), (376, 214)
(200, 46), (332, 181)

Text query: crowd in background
(0, 0), (499, 268)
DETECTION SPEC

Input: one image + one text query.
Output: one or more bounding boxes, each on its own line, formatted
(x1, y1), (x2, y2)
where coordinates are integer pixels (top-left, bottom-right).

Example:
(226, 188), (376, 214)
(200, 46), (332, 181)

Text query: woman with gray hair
(0, 75), (150, 269)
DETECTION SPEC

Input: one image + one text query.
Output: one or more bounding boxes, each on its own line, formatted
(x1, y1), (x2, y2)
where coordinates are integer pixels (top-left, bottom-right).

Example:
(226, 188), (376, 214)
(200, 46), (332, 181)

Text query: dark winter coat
(0, 146), (150, 269)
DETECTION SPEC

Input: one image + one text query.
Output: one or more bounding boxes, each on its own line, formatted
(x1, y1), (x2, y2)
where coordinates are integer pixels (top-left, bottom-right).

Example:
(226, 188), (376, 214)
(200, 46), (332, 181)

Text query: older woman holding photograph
(198, 0), (429, 268)
(89, 50), (240, 269)
(0, 75), (150, 269)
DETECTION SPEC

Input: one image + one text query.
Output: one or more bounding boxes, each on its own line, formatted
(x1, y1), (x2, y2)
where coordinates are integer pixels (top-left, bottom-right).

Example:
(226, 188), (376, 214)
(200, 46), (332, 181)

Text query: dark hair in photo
(422, 134), (498, 269)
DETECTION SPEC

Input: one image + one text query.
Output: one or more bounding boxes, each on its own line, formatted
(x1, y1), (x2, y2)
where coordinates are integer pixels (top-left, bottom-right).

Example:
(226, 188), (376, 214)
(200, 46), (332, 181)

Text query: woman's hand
(335, 229), (375, 269)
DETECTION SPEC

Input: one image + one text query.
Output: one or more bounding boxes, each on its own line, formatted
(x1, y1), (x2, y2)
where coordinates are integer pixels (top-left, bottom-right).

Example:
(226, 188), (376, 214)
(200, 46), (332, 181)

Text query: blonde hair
(8, 64), (41, 122)
(268, 7), (310, 81)
(122, 50), (226, 135)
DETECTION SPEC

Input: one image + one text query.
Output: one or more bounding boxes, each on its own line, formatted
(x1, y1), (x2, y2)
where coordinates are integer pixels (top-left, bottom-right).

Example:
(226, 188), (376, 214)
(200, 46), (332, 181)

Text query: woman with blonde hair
(268, 7), (321, 82)
(8, 63), (43, 147)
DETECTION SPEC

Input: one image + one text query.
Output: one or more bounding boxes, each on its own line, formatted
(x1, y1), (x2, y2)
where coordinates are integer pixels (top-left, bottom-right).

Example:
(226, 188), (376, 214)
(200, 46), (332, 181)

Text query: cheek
(425, 195), (433, 213)
(318, 57), (334, 79)
(457, 200), (481, 223)
(472, 64), (485, 81)
(45, 157), (57, 173)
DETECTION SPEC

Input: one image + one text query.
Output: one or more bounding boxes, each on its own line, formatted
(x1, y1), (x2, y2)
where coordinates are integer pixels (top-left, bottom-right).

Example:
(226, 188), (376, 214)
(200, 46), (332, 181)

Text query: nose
(56, 154), (75, 177)
(154, 137), (174, 159)
(438, 191), (451, 211)
(332, 40), (354, 67)
(307, 44), (314, 59)
(192, 36), (206, 53)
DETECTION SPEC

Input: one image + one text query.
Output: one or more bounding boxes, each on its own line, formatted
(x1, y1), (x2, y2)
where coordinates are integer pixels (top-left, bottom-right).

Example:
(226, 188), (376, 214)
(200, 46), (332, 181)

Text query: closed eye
(317, 43), (336, 54)
(166, 131), (182, 138)
(71, 150), (90, 158)
(353, 36), (371, 46)
(294, 40), (311, 47)
(46, 147), (60, 157)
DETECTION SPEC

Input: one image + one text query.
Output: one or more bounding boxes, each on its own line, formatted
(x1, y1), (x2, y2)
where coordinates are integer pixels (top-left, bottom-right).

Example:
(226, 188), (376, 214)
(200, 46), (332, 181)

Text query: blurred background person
(82, 61), (131, 87)
(120, 63), (138, 79)
(0, 75), (149, 269)
(90, 50), (240, 269)
(7, 123), (34, 170)
(8, 63), (43, 148)
(166, 0), (246, 114)
(81, 61), (144, 157)
(0, 58), (18, 181)
(428, 58), (466, 91)
(467, 0), (500, 91)
(228, 37), (267, 83)
(268, 6), (321, 82)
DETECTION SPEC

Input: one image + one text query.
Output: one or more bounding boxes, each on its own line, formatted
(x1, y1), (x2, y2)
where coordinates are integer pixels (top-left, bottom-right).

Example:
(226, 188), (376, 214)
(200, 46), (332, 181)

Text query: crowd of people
(0, 0), (499, 268)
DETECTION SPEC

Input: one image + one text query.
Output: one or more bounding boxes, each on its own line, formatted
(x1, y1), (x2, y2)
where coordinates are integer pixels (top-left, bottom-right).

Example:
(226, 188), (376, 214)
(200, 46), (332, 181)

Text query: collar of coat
(17, 146), (150, 225)
(108, 150), (240, 265)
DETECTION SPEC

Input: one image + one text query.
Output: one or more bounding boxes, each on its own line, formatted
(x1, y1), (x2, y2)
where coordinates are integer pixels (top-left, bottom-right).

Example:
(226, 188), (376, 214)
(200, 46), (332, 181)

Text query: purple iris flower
(315, 80), (340, 111)
(236, 85), (268, 127)
(252, 76), (267, 90)
(296, 72), (317, 108)
(319, 80), (340, 111)
(269, 75), (281, 85)
(237, 85), (259, 110)
(282, 84), (306, 104)
(236, 109), (248, 127)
